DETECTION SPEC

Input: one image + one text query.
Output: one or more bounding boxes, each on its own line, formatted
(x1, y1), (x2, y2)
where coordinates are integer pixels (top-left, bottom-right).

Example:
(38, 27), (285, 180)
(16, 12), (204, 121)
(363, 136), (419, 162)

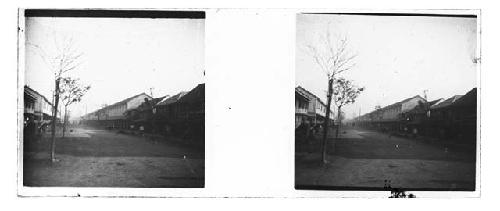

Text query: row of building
(24, 86), (54, 124)
(23, 85), (59, 141)
(295, 86), (336, 129)
(353, 88), (477, 143)
(81, 83), (205, 141)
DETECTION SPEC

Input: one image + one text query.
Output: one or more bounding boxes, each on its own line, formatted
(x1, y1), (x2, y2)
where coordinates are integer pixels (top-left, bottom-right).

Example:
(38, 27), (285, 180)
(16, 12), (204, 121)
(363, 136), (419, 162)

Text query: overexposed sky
(25, 17), (205, 118)
(296, 14), (478, 119)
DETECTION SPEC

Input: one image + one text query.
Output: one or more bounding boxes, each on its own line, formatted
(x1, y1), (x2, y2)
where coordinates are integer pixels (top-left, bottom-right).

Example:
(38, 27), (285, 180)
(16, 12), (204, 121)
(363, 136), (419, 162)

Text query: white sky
(25, 17), (205, 118)
(296, 14), (477, 119)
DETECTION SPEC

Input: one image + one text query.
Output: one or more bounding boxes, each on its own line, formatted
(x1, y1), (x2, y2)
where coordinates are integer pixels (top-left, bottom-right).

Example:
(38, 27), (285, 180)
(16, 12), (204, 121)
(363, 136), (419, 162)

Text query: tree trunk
(321, 78), (334, 164)
(335, 106), (342, 138)
(62, 105), (67, 138)
(50, 78), (60, 163)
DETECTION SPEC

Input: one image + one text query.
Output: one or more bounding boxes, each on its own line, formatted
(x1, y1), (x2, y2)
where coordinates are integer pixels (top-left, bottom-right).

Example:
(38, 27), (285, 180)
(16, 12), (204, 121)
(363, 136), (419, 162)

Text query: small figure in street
(24, 117), (36, 142)
(383, 180), (392, 190)
(139, 125), (145, 136)
(37, 122), (48, 141)
(308, 123), (315, 140)
(412, 127), (418, 138)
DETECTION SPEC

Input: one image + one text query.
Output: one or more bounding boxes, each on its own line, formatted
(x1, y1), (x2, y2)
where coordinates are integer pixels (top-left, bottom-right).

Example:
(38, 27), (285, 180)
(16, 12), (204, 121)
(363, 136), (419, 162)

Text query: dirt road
(296, 128), (476, 190)
(23, 127), (204, 188)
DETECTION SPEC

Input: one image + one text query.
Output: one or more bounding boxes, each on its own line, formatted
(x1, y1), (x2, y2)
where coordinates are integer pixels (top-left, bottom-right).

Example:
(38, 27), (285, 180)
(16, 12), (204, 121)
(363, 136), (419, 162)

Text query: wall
(107, 104), (127, 118)
(127, 94), (152, 112)
(41, 98), (52, 116)
(402, 96), (426, 113)
(314, 98), (325, 117)
(295, 94), (308, 114)
(382, 105), (401, 120)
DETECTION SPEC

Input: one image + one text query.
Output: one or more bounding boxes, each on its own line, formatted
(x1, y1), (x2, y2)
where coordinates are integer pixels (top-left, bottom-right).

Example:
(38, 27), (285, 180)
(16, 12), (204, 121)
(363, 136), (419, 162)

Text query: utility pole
(149, 87), (155, 98)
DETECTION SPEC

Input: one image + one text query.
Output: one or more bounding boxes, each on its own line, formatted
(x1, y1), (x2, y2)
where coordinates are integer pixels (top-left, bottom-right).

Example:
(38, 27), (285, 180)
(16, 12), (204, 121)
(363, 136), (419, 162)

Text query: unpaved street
(296, 128), (476, 190)
(23, 127), (204, 188)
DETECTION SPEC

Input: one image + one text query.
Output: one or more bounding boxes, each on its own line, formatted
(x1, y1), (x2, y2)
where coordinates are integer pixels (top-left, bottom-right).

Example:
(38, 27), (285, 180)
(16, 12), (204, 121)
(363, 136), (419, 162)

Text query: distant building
(172, 83), (205, 122)
(354, 88), (477, 143)
(446, 88), (477, 142)
(354, 95), (427, 131)
(401, 98), (443, 123)
(82, 92), (152, 128)
(124, 96), (167, 132)
(155, 91), (188, 119)
(427, 88), (476, 142)
(379, 95), (427, 121)
(153, 83), (205, 141)
(430, 95), (463, 113)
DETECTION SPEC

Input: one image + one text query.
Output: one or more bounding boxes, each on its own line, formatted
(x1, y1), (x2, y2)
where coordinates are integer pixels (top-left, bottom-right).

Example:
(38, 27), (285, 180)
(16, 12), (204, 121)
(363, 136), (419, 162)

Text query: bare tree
(28, 34), (84, 162)
(332, 78), (364, 139)
(60, 77), (91, 138)
(306, 28), (357, 164)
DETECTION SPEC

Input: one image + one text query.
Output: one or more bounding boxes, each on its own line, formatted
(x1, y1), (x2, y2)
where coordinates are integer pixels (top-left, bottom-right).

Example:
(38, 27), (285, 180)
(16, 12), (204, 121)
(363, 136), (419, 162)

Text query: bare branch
(306, 27), (357, 81)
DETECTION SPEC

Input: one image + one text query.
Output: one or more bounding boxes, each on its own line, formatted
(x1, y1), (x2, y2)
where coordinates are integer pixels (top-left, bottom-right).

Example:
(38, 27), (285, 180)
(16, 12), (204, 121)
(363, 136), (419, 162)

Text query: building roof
(295, 89), (310, 102)
(177, 83), (205, 104)
(431, 95), (463, 110)
(428, 98), (444, 106)
(295, 86), (335, 119)
(107, 92), (151, 108)
(296, 86), (327, 107)
(450, 88), (476, 108)
(156, 91), (188, 106)
(383, 95), (424, 109)
(402, 95), (425, 103)
(358, 95), (425, 118)
(136, 96), (167, 111)
(83, 92), (152, 117)
(24, 85), (52, 105)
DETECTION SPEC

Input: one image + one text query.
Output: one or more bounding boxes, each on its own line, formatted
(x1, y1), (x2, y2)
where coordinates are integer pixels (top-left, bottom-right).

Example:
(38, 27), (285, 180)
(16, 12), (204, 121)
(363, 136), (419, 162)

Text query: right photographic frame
(295, 11), (479, 193)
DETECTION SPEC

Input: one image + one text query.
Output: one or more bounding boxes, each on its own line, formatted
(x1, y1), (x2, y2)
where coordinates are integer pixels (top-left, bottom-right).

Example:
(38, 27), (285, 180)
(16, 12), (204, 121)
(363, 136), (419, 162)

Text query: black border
(24, 9), (205, 19)
(303, 12), (477, 18)
(295, 185), (475, 192)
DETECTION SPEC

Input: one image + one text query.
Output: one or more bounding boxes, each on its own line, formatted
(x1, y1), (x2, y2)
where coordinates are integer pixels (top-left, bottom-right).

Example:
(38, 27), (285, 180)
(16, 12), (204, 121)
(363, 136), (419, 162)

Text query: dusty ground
(295, 127), (476, 191)
(23, 127), (204, 188)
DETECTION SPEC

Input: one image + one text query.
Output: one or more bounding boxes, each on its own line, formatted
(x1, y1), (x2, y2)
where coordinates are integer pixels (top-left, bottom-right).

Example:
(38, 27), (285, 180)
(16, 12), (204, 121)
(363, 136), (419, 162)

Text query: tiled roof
(383, 95), (423, 109)
(24, 85), (52, 105)
(156, 91), (188, 106)
(83, 92), (151, 116)
(177, 84), (205, 104)
(428, 98), (444, 106)
(135, 96), (168, 111)
(295, 89), (310, 102)
(431, 95), (463, 110)
(450, 88), (476, 108)
(296, 86), (327, 106)
(107, 92), (151, 108)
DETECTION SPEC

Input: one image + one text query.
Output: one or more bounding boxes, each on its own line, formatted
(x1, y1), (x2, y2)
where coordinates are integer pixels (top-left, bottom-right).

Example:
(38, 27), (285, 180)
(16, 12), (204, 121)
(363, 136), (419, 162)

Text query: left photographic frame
(18, 9), (206, 192)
